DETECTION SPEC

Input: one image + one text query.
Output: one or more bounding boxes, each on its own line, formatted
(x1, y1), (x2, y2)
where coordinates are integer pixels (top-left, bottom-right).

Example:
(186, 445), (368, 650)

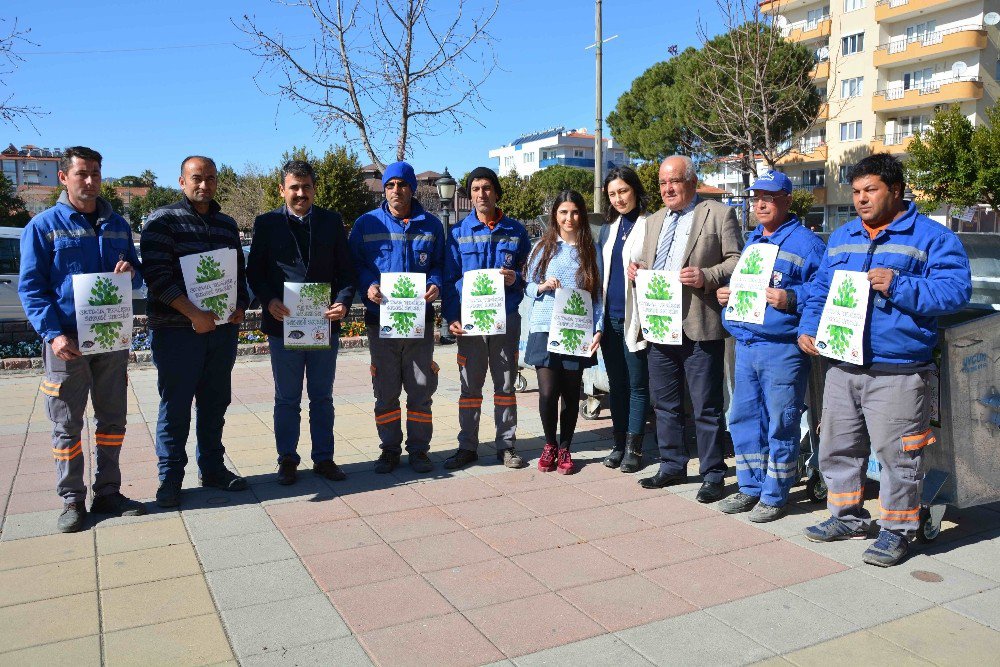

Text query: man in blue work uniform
(441, 167), (530, 470)
(716, 170), (825, 522)
(349, 161), (445, 474)
(19, 146), (146, 532)
(798, 153), (971, 567)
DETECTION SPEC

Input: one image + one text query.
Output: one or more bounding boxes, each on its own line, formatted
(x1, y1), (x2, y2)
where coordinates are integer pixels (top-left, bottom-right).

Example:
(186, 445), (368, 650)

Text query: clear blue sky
(4, 0), (723, 184)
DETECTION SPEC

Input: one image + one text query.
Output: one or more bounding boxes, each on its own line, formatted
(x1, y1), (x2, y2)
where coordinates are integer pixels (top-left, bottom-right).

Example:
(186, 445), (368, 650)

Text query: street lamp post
(435, 167), (457, 228)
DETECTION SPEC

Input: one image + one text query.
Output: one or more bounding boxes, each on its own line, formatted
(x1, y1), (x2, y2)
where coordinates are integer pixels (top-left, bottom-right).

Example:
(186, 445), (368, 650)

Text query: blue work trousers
(151, 325), (238, 483)
(267, 335), (339, 464)
(600, 316), (649, 436)
(729, 340), (810, 507)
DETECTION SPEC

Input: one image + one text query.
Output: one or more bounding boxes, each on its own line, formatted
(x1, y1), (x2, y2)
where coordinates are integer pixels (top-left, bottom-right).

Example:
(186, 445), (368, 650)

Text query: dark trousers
(647, 336), (727, 483)
(151, 325), (239, 483)
(600, 316), (649, 436)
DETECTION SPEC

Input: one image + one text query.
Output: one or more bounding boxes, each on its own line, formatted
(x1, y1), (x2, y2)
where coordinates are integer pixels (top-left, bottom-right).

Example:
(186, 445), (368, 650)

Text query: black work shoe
(498, 448), (526, 469)
(313, 460), (347, 481)
(155, 481), (182, 508)
(696, 481), (725, 503)
(409, 452), (434, 473)
(277, 456), (298, 486)
(91, 493), (147, 517)
(444, 449), (478, 470)
(57, 502), (86, 533)
(719, 492), (759, 514)
(619, 433), (645, 473)
(200, 469), (248, 492)
(639, 471), (686, 489)
(374, 451), (400, 474)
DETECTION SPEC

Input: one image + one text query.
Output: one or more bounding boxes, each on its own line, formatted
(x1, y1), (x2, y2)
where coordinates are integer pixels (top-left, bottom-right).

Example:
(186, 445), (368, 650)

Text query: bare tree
(216, 163), (271, 233)
(1, 17), (45, 129)
(238, 0), (498, 170)
(686, 0), (826, 179)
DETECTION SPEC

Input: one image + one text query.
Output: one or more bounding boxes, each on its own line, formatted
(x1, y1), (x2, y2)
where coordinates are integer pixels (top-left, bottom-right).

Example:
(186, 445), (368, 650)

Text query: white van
(0, 227), (24, 321)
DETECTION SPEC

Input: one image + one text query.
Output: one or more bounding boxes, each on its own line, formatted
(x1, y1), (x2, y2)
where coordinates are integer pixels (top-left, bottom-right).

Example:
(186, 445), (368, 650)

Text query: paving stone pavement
(1, 348), (999, 665)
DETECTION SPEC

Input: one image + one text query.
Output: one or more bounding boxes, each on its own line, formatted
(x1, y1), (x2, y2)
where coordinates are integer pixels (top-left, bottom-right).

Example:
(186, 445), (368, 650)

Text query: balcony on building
(793, 183), (828, 205)
(787, 16), (832, 43)
(777, 140), (828, 165)
(872, 75), (983, 112)
(871, 133), (916, 153)
(874, 26), (987, 68)
(875, 0), (968, 24)
(761, 0), (828, 15)
(816, 102), (830, 120)
(811, 59), (830, 80)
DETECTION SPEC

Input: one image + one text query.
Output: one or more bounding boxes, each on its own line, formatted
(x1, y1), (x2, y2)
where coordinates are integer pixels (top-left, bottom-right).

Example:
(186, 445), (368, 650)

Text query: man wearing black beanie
(441, 167), (530, 469)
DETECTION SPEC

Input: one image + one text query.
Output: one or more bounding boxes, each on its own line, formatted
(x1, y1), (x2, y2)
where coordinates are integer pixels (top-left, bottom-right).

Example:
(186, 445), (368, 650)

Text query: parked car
(0, 227), (23, 321)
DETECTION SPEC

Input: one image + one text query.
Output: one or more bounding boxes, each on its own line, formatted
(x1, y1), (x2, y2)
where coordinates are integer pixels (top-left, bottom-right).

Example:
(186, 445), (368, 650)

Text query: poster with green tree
(635, 269), (683, 345)
(179, 249), (238, 324)
(548, 287), (594, 357)
(379, 272), (427, 339)
(725, 243), (779, 325)
(815, 270), (870, 364)
(72, 272), (133, 354)
(460, 269), (506, 336)
(283, 282), (331, 349)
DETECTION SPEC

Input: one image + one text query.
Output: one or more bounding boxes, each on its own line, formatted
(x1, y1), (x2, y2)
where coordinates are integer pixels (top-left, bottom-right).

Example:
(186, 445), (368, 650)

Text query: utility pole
(594, 0), (603, 214)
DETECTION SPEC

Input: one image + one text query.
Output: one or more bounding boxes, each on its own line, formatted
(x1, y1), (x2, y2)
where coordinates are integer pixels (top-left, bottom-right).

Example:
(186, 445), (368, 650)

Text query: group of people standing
(20, 147), (971, 568)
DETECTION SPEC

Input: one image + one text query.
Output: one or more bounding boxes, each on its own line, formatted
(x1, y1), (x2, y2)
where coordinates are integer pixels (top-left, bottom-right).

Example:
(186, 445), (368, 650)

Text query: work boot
(90, 493), (147, 517)
(155, 481), (182, 508)
(444, 449), (478, 470)
(748, 501), (787, 523)
(498, 448), (525, 469)
(200, 468), (248, 491)
(719, 492), (759, 514)
(619, 433), (644, 473)
(538, 443), (558, 472)
(374, 451), (401, 474)
(409, 452), (434, 473)
(313, 460), (347, 481)
(277, 456), (298, 486)
(57, 502), (86, 533)
(603, 432), (627, 469)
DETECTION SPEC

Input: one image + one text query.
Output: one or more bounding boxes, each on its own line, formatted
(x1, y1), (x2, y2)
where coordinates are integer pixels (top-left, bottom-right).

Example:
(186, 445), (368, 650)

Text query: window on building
(25, 160), (38, 172)
(838, 165), (854, 184)
(892, 115), (929, 141)
(903, 67), (934, 91)
(23, 172), (39, 184)
(840, 120), (863, 141)
(802, 169), (825, 186)
(504, 156), (514, 169)
(833, 205), (857, 230)
(841, 32), (864, 56)
(844, 0), (864, 12)
(807, 6), (830, 28)
(841, 77), (863, 98)
(801, 128), (826, 151)
(906, 20), (937, 43)
(1, 159), (15, 183)
(573, 149), (585, 158)
(523, 152), (535, 163)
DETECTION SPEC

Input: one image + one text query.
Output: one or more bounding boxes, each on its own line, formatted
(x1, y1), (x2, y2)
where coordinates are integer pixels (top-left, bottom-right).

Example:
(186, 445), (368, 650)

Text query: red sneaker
(556, 449), (575, 475)
(538, 444), (558, 472)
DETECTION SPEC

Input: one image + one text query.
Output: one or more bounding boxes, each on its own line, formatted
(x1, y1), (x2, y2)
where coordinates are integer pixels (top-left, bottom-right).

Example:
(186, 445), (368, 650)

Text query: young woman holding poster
(524, 190), (603, 474)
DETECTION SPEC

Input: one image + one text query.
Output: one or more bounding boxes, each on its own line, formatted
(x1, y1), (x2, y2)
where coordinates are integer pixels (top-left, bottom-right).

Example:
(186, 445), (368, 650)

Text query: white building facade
(488, 127), (629, 178)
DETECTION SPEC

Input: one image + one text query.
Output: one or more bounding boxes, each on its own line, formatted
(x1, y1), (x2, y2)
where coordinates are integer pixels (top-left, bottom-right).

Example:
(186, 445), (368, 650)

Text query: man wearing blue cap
(716, 170), (825, 521)
(349, 161), (445, 474)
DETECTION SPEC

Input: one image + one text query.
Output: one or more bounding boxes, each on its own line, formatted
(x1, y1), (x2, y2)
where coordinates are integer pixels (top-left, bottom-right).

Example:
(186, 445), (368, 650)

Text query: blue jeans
(151, 325), (239, 483)
(600, 316), (649, 435)
(729, 340), (810, 507)
(267, 335), (340, 464)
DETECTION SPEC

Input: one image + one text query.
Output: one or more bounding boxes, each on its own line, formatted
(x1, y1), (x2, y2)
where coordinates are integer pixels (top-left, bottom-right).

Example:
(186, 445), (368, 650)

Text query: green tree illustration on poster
(298, 283), (330, 314)
(826, 324), (853, 356)
(196, 255), (229, 319)
(560, 290), (588, 352)
(644, 274), (674, 339)
(88, 277), (123, 349)
(469, 272), (498, 331)
(832, 277), (857, 308)
(389, 276), (419, 335)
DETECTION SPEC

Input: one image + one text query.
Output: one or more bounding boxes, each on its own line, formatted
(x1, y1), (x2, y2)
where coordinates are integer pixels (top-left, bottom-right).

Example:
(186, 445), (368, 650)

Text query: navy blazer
(246, 205), (357, 338)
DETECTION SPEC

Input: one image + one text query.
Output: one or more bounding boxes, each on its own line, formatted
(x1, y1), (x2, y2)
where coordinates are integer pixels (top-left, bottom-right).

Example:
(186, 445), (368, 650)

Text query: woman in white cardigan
(596, 166), (650, 472)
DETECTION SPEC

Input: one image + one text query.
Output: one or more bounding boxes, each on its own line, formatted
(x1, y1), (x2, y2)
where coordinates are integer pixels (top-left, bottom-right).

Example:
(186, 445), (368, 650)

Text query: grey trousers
(367, 317), (439, 455)
(42, 343), (129, 503)
(456, 312), (520, 452)
(819, 365), (934, 537)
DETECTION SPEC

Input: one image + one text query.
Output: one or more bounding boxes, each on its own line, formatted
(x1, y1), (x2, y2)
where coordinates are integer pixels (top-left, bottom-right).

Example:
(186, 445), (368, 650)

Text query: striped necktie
(653, 211), (680, 271)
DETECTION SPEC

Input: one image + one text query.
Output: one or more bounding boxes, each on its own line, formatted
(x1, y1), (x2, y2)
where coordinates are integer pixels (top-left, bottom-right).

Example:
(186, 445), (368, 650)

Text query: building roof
(509, 127), (565, 147)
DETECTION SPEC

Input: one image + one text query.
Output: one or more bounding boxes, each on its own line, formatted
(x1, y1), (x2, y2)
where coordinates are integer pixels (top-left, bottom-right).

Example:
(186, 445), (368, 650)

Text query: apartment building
(488, 126), (628, 178)
(764, 0), (1000, 229)
(1, 144), (61, 188)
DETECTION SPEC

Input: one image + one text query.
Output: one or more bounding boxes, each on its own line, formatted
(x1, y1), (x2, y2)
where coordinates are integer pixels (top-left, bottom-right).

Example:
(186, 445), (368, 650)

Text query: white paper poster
(460, 269), (506, 336)
(179, 248), (238, 324)
(635, 269), (683, 345)
(725, 243), (779, 325)
(283, 282), (331, 350)
(379, 272), (426, 339)
(72, 272), (133, 355)
(815, 270), (870, 365)
(548, 287), (594, 358)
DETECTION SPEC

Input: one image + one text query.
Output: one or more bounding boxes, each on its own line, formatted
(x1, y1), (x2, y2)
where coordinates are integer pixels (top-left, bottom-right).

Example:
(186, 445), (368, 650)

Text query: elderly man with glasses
(716, 170), (826, 521)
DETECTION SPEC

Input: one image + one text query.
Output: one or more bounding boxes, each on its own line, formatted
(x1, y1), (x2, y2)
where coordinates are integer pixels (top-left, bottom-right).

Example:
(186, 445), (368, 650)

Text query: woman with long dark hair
(523, 190), (603, 475)
(596, 166), (650, 472)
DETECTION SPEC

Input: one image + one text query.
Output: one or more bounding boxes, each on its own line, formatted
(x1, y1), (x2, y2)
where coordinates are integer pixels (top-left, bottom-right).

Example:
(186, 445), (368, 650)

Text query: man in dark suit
(246, 160), (356, 485)
(627, 155), (743, 502)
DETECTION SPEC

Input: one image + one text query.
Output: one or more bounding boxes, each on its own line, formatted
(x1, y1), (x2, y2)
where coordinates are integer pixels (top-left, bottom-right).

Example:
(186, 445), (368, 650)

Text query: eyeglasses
(750, 193), (787, 204)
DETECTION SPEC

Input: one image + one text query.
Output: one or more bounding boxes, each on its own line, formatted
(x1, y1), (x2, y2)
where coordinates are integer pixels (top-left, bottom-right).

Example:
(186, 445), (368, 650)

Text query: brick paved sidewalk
(1, 348), (999, 665)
